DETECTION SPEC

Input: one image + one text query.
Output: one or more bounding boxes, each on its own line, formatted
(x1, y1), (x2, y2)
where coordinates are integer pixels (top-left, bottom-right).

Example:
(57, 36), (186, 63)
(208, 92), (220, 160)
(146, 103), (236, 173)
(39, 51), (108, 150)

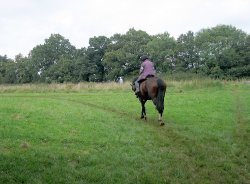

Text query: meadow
(0, 79), (249, 183)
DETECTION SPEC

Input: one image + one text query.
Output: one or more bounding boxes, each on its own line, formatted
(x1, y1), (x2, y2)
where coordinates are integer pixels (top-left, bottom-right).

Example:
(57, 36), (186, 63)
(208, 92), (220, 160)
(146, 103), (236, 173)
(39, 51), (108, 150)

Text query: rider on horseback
(134, 55), (156, 96)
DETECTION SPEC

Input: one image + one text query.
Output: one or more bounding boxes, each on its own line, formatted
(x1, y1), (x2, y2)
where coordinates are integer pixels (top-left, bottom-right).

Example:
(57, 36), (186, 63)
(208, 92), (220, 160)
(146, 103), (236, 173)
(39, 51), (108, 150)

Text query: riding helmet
(140, 55), (149, 62)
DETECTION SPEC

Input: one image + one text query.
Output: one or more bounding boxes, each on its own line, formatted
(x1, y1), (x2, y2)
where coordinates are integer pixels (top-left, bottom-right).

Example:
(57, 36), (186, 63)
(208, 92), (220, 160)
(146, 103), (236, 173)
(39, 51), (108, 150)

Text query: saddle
(139, 75), (155, 83)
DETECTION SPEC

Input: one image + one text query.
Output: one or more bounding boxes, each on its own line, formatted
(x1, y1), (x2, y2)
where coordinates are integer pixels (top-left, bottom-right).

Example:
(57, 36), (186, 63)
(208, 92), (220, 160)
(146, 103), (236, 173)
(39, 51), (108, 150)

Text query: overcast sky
(1, 0), (250, 59)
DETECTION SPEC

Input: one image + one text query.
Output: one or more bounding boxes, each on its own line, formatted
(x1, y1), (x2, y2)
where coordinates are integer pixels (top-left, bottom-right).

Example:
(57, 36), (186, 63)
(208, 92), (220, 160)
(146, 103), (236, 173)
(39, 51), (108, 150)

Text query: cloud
(0, 0), (250, 59)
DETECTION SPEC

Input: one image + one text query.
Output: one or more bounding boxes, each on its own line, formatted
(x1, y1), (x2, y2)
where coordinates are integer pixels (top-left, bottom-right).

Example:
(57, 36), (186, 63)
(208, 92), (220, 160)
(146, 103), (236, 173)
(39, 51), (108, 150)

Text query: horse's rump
(143, 77), (166, 95)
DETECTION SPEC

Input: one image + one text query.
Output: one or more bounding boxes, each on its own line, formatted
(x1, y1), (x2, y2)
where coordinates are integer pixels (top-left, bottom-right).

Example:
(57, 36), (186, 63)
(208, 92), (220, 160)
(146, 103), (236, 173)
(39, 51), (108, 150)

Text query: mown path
(231, 85), (250, 183)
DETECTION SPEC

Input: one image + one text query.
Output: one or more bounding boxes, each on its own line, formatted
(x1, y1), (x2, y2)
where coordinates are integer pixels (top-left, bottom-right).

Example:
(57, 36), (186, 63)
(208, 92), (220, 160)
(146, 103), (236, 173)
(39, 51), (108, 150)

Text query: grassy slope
(0, 81), (249, 183)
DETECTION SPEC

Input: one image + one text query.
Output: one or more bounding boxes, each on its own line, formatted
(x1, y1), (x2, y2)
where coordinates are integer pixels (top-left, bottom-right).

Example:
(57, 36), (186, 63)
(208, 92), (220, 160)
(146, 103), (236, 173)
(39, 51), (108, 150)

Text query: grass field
(0, 80), (250, 183)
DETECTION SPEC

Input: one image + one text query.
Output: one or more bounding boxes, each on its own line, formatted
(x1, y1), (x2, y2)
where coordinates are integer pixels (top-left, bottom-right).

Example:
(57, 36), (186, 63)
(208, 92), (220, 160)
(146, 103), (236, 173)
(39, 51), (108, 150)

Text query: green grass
(0, 80), (249, 183)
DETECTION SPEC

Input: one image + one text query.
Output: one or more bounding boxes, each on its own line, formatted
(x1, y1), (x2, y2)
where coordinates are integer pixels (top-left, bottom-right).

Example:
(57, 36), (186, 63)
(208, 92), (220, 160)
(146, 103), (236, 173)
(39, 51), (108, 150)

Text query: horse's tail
(156, 78), (166, 114)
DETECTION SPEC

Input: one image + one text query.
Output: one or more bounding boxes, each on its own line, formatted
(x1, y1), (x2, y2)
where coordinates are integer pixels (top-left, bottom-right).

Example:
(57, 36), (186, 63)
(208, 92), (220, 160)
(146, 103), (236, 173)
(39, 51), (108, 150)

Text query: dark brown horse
(132, 76), (167, 126)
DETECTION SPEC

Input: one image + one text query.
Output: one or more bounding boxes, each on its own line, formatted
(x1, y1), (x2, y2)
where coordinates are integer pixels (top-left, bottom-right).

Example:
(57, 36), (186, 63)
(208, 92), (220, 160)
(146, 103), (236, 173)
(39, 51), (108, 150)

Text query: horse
(131, 76), (167, 126)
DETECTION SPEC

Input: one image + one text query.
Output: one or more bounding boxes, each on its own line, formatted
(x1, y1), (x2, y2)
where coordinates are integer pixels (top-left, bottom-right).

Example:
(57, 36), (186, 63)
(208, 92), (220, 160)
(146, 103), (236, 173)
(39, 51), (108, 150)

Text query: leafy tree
(29, 34), (76, 81)
(86, 36), (111, 81)
(103, 28), (152, 80)
(103, 50), (133, 80)
(14, 54), (34, 83)
(146, 32), (176, 73)
(44, 58), (75, 83)
(210, 66), (224, 79)
(1, 26), (250, 83)
(195, 25), (247, 78)
(176, 31), (199, 72)
(72, 48), (95, 82)
(0, 55), (9, 83)
(229, 35), (250, 78)
(0, 55), (9, 63)
(3, 61), (17, 83)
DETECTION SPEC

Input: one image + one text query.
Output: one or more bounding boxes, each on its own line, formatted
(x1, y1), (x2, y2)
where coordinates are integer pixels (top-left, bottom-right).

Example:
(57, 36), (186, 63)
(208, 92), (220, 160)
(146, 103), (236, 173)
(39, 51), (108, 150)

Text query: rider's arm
(139, 64), (144, 74)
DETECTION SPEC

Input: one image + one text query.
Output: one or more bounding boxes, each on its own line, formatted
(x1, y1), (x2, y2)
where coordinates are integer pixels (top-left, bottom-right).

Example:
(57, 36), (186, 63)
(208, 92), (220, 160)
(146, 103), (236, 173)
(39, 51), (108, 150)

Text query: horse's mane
(132, 77), (138, 84)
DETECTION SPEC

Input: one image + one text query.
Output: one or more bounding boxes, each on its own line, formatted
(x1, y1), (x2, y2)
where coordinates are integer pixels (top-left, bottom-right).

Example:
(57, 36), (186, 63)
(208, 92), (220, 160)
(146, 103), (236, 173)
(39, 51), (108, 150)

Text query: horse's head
(131, 77), (137, 92)
(131, 82), (136, 92)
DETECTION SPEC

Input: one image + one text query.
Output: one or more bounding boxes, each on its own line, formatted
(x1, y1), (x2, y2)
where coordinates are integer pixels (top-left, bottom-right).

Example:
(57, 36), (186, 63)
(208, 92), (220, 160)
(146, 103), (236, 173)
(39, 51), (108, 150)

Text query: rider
(134, 55), (156, 95)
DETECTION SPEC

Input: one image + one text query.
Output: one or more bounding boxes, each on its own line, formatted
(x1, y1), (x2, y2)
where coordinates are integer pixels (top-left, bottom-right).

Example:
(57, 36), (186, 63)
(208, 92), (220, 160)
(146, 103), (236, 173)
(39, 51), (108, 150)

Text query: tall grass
(0, 82), (131, 93)
(1, 78), (244, 93)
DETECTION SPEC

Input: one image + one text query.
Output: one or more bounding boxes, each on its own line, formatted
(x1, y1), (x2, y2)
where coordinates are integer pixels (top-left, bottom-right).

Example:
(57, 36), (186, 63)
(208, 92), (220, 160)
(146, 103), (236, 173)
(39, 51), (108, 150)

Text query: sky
(1, 0), (250, 59)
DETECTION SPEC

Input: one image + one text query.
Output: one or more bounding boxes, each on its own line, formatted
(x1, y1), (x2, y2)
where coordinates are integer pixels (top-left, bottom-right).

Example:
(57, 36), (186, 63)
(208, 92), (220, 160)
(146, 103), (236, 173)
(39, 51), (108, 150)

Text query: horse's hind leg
(141, 104), (147, 120)
(141, 107), (144, 119)
(140, 99), (147, 120)
(153, 98), (164, 125)
(158, 112), (164, 126)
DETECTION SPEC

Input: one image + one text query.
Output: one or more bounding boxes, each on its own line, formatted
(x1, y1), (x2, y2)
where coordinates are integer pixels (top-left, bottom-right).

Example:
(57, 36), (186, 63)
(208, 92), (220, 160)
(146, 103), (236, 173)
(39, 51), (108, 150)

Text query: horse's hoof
(160, 122), (165, 126)
(144, 117), (147, 121)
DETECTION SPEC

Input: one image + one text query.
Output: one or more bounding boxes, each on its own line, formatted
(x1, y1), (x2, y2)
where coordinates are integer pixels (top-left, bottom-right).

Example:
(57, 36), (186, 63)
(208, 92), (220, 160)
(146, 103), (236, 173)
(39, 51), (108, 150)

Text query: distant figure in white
(117, 77), (124, 84)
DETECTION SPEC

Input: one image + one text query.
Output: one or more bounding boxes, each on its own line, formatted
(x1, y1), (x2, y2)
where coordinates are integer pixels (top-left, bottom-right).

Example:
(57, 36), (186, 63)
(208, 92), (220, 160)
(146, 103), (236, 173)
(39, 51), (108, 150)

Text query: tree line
(0, 25), (249, 84)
